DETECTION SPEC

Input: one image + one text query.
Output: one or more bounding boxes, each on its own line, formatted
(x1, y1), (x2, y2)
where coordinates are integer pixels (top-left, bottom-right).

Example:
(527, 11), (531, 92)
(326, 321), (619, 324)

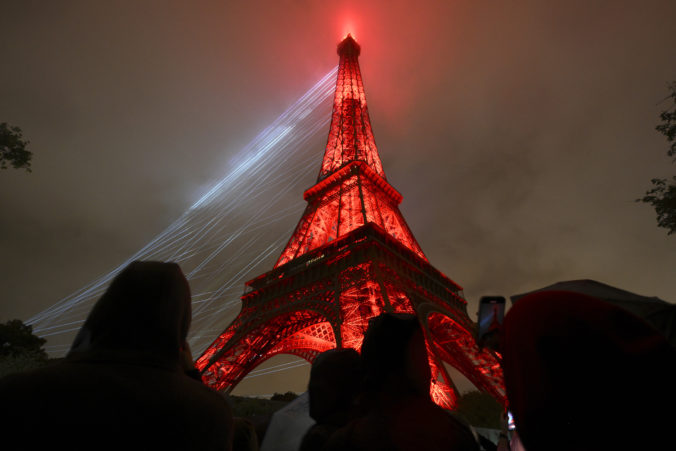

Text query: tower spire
(273, 35), (425, 267)
(319, 34), (384, 181)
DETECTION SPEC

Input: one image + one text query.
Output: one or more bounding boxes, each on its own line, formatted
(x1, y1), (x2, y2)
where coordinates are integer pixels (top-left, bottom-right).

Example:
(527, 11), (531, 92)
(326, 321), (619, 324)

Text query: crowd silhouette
(0, 261), (233, 450)
(1, 260), (675, 450)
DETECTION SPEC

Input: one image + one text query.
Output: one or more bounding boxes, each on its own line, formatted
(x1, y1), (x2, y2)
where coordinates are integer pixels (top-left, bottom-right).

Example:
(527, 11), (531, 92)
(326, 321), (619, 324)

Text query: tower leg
(426, 346), (459, 410)
(197, 310), (336, 392)
(426, 311), (506, 405)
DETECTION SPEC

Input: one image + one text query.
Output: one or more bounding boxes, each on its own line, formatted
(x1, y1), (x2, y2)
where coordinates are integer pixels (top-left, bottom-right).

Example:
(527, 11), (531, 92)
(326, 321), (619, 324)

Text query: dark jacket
(501, 290), (676, 451)
(0, 261), (233, 450)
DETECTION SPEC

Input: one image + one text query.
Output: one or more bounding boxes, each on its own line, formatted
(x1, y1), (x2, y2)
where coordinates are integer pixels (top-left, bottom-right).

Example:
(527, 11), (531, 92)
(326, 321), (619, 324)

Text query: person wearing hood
(0, 261), (234, 450)
(322, 313), (480, 451)
(501, 290), (676, 450)
(300, 348), (364, 451)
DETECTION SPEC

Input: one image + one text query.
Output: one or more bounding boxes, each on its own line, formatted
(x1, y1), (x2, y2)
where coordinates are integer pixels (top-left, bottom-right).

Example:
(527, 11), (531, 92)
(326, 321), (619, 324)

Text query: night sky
(2, 1), (675, 395)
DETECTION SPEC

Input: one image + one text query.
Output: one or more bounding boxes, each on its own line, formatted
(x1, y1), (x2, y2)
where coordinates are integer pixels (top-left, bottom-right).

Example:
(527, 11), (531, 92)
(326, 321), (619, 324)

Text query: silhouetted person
(0, 261), (234, 450)
(323, 313), (479, 451)
(233, 417), (259, 451)
(501, 290), (676, 451)
(300, 348), (364, 451)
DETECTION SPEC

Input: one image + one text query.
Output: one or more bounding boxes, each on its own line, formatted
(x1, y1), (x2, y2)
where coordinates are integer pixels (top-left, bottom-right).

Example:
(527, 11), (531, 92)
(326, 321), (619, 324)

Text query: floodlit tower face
(275, 35), (426, 268)
(319, 35), (384, 181)
(197, 35), (505, 410)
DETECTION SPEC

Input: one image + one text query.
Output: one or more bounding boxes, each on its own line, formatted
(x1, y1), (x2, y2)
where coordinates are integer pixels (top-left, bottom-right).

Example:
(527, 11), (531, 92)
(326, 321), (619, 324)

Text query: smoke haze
(1, 0), (675, 394)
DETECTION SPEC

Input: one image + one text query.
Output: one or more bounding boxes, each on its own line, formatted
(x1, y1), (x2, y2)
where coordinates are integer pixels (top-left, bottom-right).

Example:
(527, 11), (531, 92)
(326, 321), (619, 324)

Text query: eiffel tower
(196, 35), (505, 409)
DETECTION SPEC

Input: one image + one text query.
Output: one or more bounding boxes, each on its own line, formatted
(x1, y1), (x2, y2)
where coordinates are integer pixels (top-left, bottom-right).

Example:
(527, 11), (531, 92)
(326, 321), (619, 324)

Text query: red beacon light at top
(338, 33), (361, 56)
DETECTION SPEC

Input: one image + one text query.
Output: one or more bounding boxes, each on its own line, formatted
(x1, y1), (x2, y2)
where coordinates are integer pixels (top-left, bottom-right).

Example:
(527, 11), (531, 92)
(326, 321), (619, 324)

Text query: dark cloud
(1, 0), (675, 394)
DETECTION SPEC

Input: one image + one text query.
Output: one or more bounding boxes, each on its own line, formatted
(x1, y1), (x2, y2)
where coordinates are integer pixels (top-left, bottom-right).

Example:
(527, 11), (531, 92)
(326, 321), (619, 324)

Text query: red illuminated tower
(197, 35), (505, 408)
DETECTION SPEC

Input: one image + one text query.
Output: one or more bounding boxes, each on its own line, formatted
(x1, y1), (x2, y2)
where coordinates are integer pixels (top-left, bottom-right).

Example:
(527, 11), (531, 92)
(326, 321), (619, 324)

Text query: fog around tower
(1, 0), (675, 394)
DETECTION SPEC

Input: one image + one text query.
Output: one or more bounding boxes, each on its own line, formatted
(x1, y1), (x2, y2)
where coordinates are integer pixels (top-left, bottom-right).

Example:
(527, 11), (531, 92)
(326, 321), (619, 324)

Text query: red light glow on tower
(275, 33), (425, 267)
(339, 13), (358, 42)
(197, 35), (505, 410)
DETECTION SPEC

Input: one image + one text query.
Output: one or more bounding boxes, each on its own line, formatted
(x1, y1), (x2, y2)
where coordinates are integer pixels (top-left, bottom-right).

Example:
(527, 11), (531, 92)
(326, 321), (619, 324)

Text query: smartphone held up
(477, 296), (506, 353)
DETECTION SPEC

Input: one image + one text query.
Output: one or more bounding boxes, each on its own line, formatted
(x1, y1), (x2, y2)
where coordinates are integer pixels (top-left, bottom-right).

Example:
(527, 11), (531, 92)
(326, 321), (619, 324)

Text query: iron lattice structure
(197, 35), (505, 408)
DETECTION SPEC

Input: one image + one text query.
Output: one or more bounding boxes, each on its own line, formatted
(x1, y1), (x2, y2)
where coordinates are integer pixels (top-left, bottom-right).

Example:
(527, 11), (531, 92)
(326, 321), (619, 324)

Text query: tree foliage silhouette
(0, 122), (32, 172)
(638, 82), (676, 234)
(0, 319), (46, 358)
(270, 391), (299, 402)
(454, 390), (503, 429)
(0, 319), (48, 378)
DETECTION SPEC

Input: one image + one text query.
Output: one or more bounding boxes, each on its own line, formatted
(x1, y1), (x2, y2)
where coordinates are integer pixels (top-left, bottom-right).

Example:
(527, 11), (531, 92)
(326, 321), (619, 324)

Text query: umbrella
(511, 279), (676, 347)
